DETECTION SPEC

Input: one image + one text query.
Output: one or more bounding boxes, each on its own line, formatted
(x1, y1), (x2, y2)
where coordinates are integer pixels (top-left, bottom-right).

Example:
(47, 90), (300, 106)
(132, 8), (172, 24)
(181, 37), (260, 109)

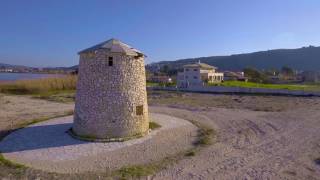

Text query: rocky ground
(1, 91), (320, 179)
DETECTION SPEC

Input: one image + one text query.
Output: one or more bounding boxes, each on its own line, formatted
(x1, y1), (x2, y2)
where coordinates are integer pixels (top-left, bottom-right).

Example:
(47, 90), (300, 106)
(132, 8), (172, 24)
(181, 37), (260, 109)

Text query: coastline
(0, 72), (66, 82)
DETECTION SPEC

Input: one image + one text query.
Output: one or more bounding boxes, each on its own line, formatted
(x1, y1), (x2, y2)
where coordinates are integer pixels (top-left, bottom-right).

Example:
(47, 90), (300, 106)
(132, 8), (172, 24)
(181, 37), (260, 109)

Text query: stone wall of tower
(73, 49), (149, 140)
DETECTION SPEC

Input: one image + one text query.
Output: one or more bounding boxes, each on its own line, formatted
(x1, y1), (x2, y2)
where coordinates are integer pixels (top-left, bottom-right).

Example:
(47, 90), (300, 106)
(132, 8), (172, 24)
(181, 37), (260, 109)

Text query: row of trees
(244, 66), (295, 83)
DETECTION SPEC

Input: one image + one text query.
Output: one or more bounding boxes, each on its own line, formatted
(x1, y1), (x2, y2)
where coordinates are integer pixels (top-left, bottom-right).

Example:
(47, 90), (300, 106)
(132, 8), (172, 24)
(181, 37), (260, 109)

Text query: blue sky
(0, 0), (320, 67)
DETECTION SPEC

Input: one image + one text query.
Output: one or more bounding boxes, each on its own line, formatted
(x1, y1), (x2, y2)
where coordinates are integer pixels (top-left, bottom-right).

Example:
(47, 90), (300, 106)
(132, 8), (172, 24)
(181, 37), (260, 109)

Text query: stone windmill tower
(72, 38), (149, 141)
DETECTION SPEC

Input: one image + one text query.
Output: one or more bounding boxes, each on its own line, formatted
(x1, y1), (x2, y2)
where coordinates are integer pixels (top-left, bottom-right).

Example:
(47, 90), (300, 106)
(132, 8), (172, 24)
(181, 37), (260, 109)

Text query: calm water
(0, 73), (61, 81)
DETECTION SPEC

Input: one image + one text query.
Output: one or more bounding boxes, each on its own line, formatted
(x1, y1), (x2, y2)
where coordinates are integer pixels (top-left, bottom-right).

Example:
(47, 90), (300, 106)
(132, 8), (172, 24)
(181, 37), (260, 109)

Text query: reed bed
(0, 75), (77, 95)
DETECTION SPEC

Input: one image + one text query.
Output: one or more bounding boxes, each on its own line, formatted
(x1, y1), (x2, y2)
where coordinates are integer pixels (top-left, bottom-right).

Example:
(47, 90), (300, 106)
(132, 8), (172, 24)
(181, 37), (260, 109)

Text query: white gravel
(0, 113), (198, 173)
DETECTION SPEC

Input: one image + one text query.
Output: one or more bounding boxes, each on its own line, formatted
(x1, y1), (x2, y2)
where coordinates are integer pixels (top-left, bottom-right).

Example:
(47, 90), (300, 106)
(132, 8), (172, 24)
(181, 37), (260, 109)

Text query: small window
(186, 68), (189, 71)
(108, 56), (113, 66)
(194, 76), (197, 79)
(136, 105), (143, 115)
(193, 69), (197, 71)
(186, 76), (188, 79)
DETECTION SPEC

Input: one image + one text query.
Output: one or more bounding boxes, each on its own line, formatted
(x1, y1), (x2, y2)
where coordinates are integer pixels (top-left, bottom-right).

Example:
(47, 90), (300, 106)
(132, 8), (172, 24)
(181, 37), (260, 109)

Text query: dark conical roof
(78, 38), (145, 56)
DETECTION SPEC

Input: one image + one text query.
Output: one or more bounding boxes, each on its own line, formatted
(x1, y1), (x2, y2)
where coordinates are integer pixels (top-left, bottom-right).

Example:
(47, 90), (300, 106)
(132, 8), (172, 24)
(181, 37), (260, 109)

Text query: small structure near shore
(73, 38), (149, 141)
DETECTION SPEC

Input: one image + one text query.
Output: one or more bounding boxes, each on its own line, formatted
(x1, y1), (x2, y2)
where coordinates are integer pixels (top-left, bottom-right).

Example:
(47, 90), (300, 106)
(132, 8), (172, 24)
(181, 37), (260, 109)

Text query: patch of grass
(212, 80), (320, 91)
(283, 170), (297, 176)
(0, 154), (25, 169)
(0, 110), (76, 177)
(315, 158), (320, 165)
(0, 75), (77, 95)
(149, 121), (161, 130)
(114, 155), (177, 179)
(33, 90), (75, 103)
(147, 82), (160, 87)
(113, 117), (216, 179)
(185, 149), (196, 157)
(198, 135), (212, 146)
(189, 120), (215, 146)
(115, 165), (156, 178)
(17, 110), (74, 128)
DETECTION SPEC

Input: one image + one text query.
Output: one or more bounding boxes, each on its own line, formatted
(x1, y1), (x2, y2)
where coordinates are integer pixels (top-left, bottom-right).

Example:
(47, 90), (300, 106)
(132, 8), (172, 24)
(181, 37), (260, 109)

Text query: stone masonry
(73, 39), (149, 140)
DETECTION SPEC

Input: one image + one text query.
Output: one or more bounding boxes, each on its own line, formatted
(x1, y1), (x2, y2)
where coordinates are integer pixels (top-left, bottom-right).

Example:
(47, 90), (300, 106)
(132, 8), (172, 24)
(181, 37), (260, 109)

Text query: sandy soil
(149, 93), (320, 180)
(0, 94), (74, 136)
(1, 92), (320, 179)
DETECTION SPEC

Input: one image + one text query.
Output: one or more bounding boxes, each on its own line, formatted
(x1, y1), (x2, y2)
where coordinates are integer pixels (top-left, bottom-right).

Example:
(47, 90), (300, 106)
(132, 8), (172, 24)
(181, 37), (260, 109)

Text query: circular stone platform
(0, 113), (198, 173)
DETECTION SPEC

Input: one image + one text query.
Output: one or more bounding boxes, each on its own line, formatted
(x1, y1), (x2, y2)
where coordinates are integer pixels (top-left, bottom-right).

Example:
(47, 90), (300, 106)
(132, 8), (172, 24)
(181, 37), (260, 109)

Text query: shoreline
(0, 73), (66, 82)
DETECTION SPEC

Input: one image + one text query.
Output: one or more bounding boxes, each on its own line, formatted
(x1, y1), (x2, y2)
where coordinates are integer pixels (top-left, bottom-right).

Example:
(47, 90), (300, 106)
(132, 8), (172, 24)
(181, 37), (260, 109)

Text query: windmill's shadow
(0, 123), (90, 153)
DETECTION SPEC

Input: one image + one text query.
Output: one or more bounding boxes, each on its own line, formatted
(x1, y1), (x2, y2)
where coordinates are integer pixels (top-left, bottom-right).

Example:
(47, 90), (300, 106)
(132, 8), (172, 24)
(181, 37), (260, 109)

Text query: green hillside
(149, 46), (320, 71)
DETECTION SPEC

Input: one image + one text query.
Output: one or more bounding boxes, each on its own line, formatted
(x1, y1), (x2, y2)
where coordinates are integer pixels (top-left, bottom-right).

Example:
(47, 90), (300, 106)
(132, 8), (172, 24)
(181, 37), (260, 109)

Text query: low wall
(148, 86), (320, 97)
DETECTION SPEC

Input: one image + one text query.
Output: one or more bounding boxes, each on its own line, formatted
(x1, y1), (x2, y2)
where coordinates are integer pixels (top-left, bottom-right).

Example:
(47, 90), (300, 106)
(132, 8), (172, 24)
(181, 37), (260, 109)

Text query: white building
(177, 62), (224, 88)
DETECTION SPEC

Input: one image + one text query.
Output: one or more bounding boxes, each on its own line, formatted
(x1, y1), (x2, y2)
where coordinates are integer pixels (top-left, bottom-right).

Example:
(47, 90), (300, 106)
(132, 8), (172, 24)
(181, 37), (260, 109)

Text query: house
(223, 71), (247, 81)
(148, 75), (172, 83)
(301, 71), (320, 82)
(177, 62), (224, 88)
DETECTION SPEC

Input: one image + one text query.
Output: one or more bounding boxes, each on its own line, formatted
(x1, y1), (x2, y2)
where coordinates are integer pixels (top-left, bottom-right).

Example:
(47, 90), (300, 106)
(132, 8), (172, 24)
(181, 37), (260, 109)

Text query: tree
(281, 66), (294, 76)
(160, 65), (169, 74)
(244, 67), (267, 83)
(263, 68), (279, 76)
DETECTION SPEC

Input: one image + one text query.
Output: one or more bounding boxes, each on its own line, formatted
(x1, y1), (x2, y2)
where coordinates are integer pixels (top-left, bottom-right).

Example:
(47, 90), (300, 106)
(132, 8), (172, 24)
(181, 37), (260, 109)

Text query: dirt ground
(1, 91), (320, 179)
(149, 91), (320, 179)
(0, 94), (74, 136)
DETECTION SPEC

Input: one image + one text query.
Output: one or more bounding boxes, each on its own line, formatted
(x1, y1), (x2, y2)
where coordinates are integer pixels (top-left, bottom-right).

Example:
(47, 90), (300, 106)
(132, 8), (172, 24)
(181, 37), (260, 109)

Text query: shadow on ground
(0, 123), (89, 153)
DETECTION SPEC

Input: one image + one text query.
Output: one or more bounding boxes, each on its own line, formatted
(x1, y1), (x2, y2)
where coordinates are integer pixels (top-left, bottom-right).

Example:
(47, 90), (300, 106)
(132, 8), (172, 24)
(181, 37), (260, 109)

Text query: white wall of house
(178, 66), (224, 88)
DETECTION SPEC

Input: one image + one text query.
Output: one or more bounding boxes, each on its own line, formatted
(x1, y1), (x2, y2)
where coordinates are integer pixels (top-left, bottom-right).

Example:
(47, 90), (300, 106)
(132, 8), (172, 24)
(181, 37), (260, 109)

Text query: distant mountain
(2, 45), (320, 72)
(148, 46), (320, 71)
(0, 63), (29, 69)
(0, 63), (77, 73)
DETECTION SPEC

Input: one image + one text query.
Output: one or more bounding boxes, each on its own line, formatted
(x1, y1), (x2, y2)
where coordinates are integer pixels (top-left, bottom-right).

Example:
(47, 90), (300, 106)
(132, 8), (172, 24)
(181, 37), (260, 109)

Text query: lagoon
(0, 73), (61, 81)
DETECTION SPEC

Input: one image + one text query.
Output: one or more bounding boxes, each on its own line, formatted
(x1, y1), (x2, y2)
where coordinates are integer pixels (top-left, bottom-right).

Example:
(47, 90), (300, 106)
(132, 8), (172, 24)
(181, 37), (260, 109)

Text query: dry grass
(0, 75), (77, 95)
(149, 121), (161, 130)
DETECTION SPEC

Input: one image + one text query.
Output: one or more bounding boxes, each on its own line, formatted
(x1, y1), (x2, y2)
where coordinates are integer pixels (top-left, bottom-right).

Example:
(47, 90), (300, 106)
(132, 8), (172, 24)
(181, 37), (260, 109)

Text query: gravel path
(0, 113), (198, 173)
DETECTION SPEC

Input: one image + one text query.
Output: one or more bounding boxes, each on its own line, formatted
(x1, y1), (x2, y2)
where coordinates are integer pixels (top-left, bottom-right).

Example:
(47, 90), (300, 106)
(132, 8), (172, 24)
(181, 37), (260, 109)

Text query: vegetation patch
(196, 128), (214, 146)
(184, 149), (196, 157)
(209, 80), (320, 92)
(32, 90), (75, 103)
(17, 110), (74, 128)
(0, 154), (25, 169)
(149, 121), (161, 130)
(115, 164), (157, 179)
(114, 119), (215, 179)
(188, 120), (215, 146)
(283, 170), (297, 176)
(114, 154), (177, 179)
(315, 158), (320, 165)
(0, 76), (77, 95)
